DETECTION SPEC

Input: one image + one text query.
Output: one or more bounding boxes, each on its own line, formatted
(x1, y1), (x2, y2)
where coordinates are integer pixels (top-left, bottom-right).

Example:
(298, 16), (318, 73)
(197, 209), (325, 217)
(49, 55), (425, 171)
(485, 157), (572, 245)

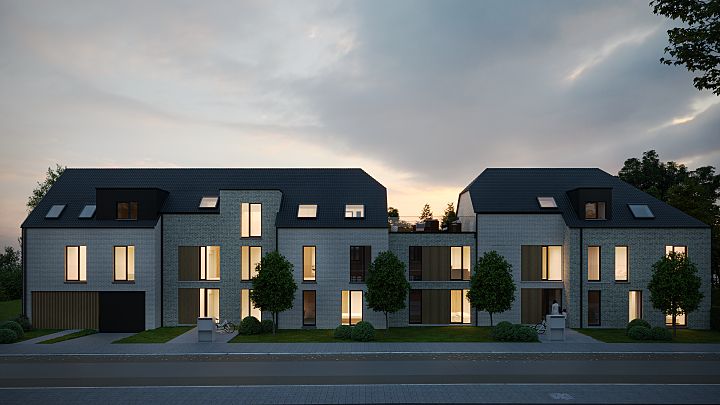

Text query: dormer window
(298, 204), (317, 218)
(537, 197), (557, 208)
(199, 196), (219, 209)
(345, 204), (364, 218)
(117, 202), (138, 220)
(585, 202), (606, 220)
(628, 204), (654, 219)
(45, 205), (66, 219)
(79, 205), (96, 219)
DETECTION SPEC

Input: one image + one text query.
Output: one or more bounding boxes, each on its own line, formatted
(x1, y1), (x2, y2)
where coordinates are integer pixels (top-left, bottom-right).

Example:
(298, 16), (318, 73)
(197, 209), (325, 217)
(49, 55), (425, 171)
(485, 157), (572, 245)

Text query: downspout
(579, 228), (583, 328)
(160, 216), (164, 327)
(22, 228), (26, 317)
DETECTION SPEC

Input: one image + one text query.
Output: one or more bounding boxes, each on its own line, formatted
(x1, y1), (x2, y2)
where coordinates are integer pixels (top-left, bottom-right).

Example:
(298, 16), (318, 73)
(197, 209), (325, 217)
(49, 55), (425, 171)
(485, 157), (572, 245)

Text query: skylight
(298, 204), (317, 218)
(45, 205), (66, 219)
(199, 196), (219, 209)
(537, 197), (557, 208)
(79, 205), (96, 219)
(628, 204), (654, 219)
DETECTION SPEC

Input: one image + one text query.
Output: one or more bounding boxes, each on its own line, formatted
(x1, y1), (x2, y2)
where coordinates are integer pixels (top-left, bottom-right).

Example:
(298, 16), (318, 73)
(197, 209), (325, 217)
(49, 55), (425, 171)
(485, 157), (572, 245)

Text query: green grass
(229, 326), (494, 343)
(37, 329), (97, 344)
(575, 328), (720, 343)
(18, 329), (63, 342)
(113, 326), (194, 343)
(0, 299), (21, 322)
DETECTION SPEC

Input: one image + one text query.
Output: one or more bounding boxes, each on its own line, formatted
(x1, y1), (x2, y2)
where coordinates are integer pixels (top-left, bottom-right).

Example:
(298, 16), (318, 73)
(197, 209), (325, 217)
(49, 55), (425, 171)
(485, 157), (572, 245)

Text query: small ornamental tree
(250, 251), (297, 334)
(467, 251), (516, 326)
(387, 207), (399, 218)
(648, 252), (704, 336)
(441, 202), (458, 229)
(366, 251), (410, 331)
(419, 204), (433, 221)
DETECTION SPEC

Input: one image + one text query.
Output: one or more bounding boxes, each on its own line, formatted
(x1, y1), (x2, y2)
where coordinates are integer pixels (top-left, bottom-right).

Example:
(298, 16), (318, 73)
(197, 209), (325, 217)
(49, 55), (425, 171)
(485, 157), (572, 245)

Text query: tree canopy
(467, 251), (516, 326)
(250, 251), (297, 334)
(0, 246), (22, 301)
(365, 251), (410, 330)
(441, 202), (458, 229)
(419, 204), (433, 221)
(648, 252), (704, 335)
(27, 164), (65, 211)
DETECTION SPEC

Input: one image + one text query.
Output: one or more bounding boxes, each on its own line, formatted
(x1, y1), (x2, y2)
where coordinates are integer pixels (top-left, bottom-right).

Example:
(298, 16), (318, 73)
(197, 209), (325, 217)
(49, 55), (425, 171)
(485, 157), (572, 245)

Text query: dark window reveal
(303, 290), (316, 326)
(409, 246), (422, 281)
(350, 246), (370, 283)
(116, 202), (138, 220)
(588, 290), (601, 326)
(409, 290), (422, 324)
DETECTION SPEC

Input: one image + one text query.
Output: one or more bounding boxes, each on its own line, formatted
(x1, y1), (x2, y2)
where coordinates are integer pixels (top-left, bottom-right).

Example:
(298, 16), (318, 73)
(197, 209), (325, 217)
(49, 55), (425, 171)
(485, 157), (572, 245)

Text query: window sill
(302, 325), (317, 329)
(64, 281), (87, 284)
(302, 280), (317, 284)
(615, 280), (629, 284)
(241, 236), (262, 239)
(113, 281), (136, 284)
(587, 280), (601, 283)
(349, 281), (365, 284)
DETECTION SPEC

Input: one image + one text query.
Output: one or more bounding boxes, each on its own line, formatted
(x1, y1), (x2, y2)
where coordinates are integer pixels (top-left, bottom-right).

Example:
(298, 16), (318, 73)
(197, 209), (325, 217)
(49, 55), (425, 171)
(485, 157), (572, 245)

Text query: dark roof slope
(462, 168), (708, 228)
(22, 168), (387, 229)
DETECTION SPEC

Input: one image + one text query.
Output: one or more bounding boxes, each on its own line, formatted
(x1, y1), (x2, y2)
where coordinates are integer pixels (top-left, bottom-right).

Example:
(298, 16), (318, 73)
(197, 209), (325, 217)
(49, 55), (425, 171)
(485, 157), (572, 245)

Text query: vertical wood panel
(178, 288), (200, 324)
(521, 246), (542, 281)
(32, 291), (98, 329)
(178, 246), (200, 281)
(521, 288), (543, 324)
(422, 290), (450, 324)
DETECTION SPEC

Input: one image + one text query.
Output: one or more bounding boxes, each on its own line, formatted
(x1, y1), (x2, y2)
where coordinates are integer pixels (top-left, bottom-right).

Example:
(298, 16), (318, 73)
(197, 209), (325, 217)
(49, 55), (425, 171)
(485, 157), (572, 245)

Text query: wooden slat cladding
(421, 290), (450, 324)
(178, 288), (200, 324)
(178, 246), (200, 281)
(521, 288), (542, 324)
(521, 246), (542, 281)
(421, 247), (451, 281)
(32, 291), (99, 329)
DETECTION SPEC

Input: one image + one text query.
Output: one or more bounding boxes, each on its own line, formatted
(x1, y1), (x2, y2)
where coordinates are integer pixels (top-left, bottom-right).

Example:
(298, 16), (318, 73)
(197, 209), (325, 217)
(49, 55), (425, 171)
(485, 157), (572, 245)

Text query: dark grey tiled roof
(22, 168), (387, 229)
(462, 168), (708, 228)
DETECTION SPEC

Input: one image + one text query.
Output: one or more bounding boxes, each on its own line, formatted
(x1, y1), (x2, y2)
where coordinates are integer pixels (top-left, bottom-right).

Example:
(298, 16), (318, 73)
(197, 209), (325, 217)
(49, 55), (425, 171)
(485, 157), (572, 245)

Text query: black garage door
(99, 292), (145, 332)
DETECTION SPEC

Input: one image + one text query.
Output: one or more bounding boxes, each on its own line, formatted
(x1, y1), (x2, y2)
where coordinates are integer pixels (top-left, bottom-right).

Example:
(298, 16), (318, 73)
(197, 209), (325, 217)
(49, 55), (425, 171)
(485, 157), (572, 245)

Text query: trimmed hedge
(260, 319), (274, 334)
(238, 316), (262, 335)
(13, 315), (32, 332)
(334, 325), (352, 340)
(627, 325), (652, 340)
(0, 328), (17, 344)
(626, 319), (651, 335)
(651, 326), (672, 341)
(350, 321), (375, 342)
(492, 322), (538, 342)
(0, 321), (23, 339)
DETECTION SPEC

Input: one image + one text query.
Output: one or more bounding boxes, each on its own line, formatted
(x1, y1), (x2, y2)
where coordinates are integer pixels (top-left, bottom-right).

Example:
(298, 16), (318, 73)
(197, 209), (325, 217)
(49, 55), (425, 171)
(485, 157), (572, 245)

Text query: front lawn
(113, 326), (194, 344)
(0, 300), (21, 322)
(230, 326), (494, 343)
(37, 329), (97, 344)
(19, 329), (63, 341)
(575, 328), (720, 343)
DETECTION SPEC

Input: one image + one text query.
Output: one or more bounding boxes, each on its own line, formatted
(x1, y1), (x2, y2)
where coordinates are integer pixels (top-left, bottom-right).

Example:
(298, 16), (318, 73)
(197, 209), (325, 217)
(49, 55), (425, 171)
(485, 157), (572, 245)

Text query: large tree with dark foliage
(27, 164), (65, 211)
(649, 252), (704, 336)
(0, 246), (22, 301)
(250, 251), (297, 334)
(619, 150), (720, 285)
(650, 0), (720, 95)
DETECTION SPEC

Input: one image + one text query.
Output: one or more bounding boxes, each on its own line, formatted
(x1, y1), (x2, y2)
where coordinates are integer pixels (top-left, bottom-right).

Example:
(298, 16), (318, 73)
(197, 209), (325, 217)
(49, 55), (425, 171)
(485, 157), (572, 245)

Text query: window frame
(241, 246), (262, 281)
(450, 246), (471, 281)
(241, 288), (261, 320)
(665, 245), (688, 257)
(199, 246), (221, 281)
(341, 290), (363, 325)
(587, 245), (601, 282)
(541, 245), (562, 281)
(199, 196), (219, 209)
(297, 204), (318, 219)
(584, 201), (606, 220)
(241, 202), (262, 238)
(450, 289), (471, 324)
(303, 290), (317, 326)
(344, 204), (365, 219)
(587, 290), (601, 326)
(629, 290), (643, 322)
(615, 245), (629, 282)
(409, 246), (422, 281)
(64, 245), (87, 283)
(116, 201), (138, 220)
(303, 245), (316, 282)
(113, 245), (135, 283)
(199, 288), (220, 322)
(349, 246), (369, 283)
(408, 289), (422, 324)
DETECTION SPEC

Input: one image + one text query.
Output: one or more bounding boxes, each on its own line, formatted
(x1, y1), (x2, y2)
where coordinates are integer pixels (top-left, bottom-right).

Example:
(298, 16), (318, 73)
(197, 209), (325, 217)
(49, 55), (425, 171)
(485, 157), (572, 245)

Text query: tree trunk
(385, 312), (389, 335)
(475, 308), (478, 327)
(672, 313), (677, 337)
(489, 312), (494, 327)
(273, 312), (277, 335)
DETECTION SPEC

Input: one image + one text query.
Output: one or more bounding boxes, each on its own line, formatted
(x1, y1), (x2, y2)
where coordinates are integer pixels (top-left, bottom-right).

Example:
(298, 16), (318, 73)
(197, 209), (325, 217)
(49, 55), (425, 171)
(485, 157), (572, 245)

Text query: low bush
(351, 321), (375, 342)
(238, 316), (262, 335)
(334, 325), (352, 340)
(13, 315), (32, 332)
(627, 325), (652, 340)
(0, 328), (17, 344)
(513, 325), (539, 342)
(0, 321), (23, 339)
(651, 326), (672, 341)
(626, 319), (651, 335)
(260, 319), (274, 334)
(491, 321), (515, 341)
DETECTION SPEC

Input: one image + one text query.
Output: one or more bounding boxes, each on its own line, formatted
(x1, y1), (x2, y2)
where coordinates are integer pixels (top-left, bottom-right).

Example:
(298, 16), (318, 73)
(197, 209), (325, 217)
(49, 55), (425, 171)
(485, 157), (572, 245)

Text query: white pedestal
(547, 315), (566, 341)
(197, 317), (214, 342)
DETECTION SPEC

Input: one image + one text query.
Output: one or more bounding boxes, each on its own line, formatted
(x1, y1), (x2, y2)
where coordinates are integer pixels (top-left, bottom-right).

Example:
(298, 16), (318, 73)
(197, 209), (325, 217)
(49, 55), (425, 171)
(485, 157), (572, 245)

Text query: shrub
(626, 319), (651, 335)
(13, 315), (32, 332)
(351, 321), (376, 342)
(0, 321), (23, 339)
(651, 326), (672, 341)
(0, 328), (17, 344)
(513, 325), (539, 342)
(334, 325), (352, 340)
(260, 319), (274, 334)
(628, 325), (652, 340)
(492, 321), (515, 341)
(238, 316), (261, 335)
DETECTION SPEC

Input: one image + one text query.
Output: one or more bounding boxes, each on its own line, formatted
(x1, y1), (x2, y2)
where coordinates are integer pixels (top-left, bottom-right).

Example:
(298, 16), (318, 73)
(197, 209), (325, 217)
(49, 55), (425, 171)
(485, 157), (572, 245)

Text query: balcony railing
(388, 216), (475, 233)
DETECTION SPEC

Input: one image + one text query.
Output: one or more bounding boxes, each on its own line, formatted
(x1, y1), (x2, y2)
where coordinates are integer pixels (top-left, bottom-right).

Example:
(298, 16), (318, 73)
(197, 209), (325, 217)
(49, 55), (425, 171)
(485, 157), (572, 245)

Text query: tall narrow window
(588, 290), (601, 326)
(588, 246), (600, 281)
(241, 246), (262, 281)
(65, 246), (87, 282)
(541, 246), (562, 281)
(341, 290), (363, 325)
(113, 246), (135, 282)
(200, 288), (220, 321)
(241, 203), (262, 237)
(303, 290), (316, 326)
(629, 290), (642, 322)
(450, 289), (471, 324)
(199, 246), (220, 281)
(241, 289), (261, 320)
(409, 290), (422, 324)
(303, 246), (316, 281)
(409, 246), (422, 281)
(350, 246), (370, 283)
(665, 245), (687, 257)
(451, 246), (471, 280)
(615, 246), (628, 281)
(116, 202), (138, 220)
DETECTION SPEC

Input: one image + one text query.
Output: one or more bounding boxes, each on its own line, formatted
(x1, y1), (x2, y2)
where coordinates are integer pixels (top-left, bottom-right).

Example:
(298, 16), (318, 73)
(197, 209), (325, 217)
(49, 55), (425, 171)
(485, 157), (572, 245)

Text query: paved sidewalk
(538, 328), (599, 343)
(168, 327), (237, 344)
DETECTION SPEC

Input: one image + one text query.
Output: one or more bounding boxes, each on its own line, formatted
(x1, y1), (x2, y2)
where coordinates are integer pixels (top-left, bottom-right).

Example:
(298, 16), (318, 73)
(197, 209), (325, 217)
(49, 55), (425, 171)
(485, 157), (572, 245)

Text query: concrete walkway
(539, 328), (600, 343)
(168, 327), (237, 344)
(17, 329), (80, 345)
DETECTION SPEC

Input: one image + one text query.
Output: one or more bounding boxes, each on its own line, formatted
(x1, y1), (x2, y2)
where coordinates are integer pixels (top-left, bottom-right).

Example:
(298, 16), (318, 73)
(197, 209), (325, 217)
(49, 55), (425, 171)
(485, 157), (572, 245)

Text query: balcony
(388, 216), (475, 233)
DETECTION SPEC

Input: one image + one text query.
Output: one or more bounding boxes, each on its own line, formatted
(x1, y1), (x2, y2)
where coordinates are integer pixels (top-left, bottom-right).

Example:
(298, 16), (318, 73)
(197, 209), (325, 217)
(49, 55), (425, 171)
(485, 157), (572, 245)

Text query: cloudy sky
(1, 0), (718, 248)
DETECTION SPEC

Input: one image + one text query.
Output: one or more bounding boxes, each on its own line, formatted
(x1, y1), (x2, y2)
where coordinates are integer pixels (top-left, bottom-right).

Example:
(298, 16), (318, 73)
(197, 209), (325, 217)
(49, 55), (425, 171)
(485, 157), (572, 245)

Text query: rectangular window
(116, 202), (138, 220)
(200, 288), (220, 322)
(298, 204), (317, 218)
(341, 290), (363, 325)
(241, 203), (262, 237)
(303, 290), (316, 326)
(615, 246), (628, 281)
(350, 246), (370, 283)
(450, 289), (471, 324)
(665, 312), (687, 327)
(65, 246), (87, 282)
(409, 290), (422, 324)
(585, 202), (606, 220)
(541, 246), (562, 281)
(303, 246), (316, 281)
(665, 245), (687, 257)
(409, 246), (422, 281)
(199, 246), (220, 281)
(588, 290), (601, 326)
(241, 289), (261, 320)
(629, 290), (642, 322)
(588, 246), (600, 281)
(451, 246), (471, 280)
(241, 246), (262, 281)
(345, 204), (364, 218)
(113, 246), (135, 282)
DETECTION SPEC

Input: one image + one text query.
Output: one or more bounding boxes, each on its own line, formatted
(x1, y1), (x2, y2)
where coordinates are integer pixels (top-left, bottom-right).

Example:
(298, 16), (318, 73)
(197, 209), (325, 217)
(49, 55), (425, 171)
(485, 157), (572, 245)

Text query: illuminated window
(451, 246), (471, 280)
(113, 246), (135, 282)
(628, 204), (654, 218)
(585, 202), (606, 220)
(65, 246), (87, 282)
(588, 246), (600, 281)
(450, 289), (471, 324)
(116, 202), (138, 220)
(199, 196), (219, 208)
(615, 246), (628, 281)
(345, 204), (365, 218)
(665, 245), (687, 257)
(537, 197), (557, 208)
(241, 203), (262, 237)
(241, 289), (261, 320)
(241, 246), (262, 280)
(78, 205), (96, 219)
(588, 290), (601, 326)
(303, 291), (316, 326)
(341, 290), (363, 325)
(200, 288), (220, 322)
(46, 205), (65, 219)
(199, 246), (220, 281)
(298, 204), (317, 218)
(541, 246), (562, 281)
(629, 290), (642, 322)
(665, 312), (686, 327)
(304, 246), (316, 281)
